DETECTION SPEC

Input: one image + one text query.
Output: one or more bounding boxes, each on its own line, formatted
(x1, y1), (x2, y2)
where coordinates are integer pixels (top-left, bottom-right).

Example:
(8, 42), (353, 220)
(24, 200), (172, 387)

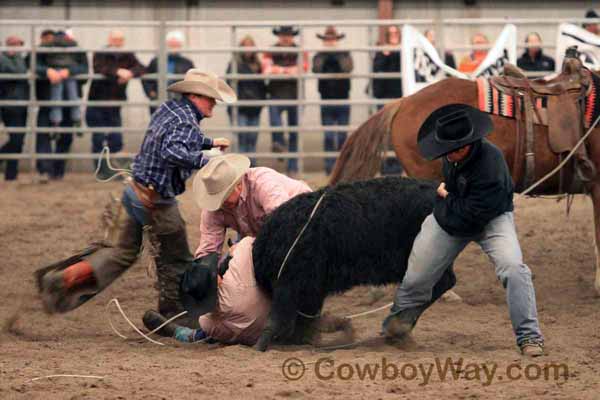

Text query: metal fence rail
(0, 17), (592, 176)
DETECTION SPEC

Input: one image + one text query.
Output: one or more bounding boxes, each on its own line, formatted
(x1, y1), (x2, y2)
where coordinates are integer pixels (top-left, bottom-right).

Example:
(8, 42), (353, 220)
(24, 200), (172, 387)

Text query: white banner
(401, 24), (517, 95)
(556, 23), (600, 70)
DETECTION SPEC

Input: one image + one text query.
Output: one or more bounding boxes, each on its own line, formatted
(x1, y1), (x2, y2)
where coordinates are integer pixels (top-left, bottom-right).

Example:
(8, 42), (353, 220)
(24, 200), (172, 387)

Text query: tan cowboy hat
(167, 69), (237, 104)
(192, 154), (251, 211)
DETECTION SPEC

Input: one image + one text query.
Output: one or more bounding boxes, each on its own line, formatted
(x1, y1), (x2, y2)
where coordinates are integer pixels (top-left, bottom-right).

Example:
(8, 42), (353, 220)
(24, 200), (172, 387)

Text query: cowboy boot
(40, 260), (98, 314)
(142, 309), (179, 337)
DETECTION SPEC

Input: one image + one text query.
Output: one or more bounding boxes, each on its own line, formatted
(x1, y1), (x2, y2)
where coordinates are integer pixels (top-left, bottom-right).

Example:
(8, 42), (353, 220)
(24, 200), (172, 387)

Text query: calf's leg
(255, 285), (298, 351)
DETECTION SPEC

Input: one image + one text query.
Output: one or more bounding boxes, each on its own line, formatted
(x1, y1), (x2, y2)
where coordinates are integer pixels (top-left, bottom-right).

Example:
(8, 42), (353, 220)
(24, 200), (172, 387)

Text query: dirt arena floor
(1, 173), (599, 400)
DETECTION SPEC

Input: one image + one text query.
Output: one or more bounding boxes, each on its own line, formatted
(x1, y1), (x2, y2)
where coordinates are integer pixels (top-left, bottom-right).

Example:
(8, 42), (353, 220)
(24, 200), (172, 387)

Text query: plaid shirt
(132, 96), (214, 198)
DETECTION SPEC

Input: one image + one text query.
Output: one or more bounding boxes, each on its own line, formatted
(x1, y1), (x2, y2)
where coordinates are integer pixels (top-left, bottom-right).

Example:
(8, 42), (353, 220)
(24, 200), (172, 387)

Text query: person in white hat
(142, 30), (195, 115)
(38, 70), (235, 329)
(193, 154), (312, 258)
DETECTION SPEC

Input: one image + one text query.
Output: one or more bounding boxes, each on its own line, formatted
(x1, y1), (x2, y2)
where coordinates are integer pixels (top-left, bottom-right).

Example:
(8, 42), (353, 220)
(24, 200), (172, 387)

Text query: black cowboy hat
(272, 25), (299, 36)
(417, 104), (493, 161)
(317, 26), (345, 41)
(179, 253), (219, 323)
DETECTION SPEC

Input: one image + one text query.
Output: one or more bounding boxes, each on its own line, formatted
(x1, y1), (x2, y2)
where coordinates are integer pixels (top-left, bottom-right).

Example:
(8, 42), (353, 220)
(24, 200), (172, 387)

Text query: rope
(106, 298), (211, 346)
(276, 191), (327, 281)
(521, 113), (600, 196)
(94, 146), (133, 183)
(106, 298), (186, 346)
(343, 302), (393, 320)
(28, 374), (106, 383)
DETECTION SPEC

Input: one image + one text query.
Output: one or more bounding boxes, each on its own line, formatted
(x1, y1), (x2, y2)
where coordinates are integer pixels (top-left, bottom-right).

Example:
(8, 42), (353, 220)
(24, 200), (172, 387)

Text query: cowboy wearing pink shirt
(143, 236), (270, 345)
(193, 154), (312, 258)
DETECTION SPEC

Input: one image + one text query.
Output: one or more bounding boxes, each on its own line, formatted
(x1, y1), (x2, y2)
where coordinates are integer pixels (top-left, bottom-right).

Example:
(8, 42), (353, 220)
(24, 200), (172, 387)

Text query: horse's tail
(329, 99), (403, 185)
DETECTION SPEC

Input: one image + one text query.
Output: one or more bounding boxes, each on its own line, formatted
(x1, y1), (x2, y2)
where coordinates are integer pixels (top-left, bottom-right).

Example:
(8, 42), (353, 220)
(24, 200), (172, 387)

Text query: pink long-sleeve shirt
(198, 237), (270, 345)
(195, 167), (312, 258)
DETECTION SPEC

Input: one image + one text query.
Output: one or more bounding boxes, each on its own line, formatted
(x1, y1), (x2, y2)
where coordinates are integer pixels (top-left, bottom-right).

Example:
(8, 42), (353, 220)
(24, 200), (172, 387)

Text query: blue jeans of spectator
(87, 106), (123, 169)
(49, 78), (81, 125)
(36, 107), (74, 179)
(269, 105), (298, 173)
(390, 212), (543, 346)
(0, 107), (27, 180)
(232, 112), (260, 166)
(321, 105), (350, 175)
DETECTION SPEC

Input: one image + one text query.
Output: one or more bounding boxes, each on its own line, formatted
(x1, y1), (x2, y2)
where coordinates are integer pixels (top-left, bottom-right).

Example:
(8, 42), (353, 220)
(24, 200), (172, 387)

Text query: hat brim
(167, 79), (237, 104)
(180, 253), (219, 322)
(316, 33), (346, 40)
(272, 28), (299, 36)
(192, 154), (251, 211)
(417, 104), (493, 161)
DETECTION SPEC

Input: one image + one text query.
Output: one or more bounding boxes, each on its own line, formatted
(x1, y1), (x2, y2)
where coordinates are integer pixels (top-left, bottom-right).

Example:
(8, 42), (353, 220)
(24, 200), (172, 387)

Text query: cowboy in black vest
(262, 26), (308, 174)
(382, 104), (545, 357)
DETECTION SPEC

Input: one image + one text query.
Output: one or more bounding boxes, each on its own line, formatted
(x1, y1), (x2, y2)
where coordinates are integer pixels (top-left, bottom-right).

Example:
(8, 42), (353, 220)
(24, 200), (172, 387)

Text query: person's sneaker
(520, 340), (544, 357)
(142, 310), (178, 338)
(38, 173), (49, 184)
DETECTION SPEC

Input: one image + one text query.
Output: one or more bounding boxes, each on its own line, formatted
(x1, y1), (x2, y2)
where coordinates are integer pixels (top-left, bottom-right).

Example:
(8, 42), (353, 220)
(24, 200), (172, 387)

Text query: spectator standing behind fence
(372, 25), (403, 175)
(517, 33), (555, 74)
(583, 9), (599, 35)
(226, 35), (266, 166)
(262, 25), (308, 175)
(87, 29), (145, 179)
(33, 29), (88, 183)
(142, 30), (194, 116)
(45, 30), (82, 128)
(372, 25), (402, 109)
(424, 29), (456, 69)
(0, 36), (29, 181)
(458, 33), (489, 74)
(312, 26), (353, 175)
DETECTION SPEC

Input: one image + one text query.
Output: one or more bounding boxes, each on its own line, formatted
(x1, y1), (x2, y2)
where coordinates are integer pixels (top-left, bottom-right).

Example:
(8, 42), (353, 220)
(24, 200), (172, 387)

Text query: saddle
(490, 46), (595, 193)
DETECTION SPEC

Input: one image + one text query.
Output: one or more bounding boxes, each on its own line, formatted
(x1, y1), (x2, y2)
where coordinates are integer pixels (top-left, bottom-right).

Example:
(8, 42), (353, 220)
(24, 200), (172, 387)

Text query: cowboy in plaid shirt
(39, 71), (236, 329)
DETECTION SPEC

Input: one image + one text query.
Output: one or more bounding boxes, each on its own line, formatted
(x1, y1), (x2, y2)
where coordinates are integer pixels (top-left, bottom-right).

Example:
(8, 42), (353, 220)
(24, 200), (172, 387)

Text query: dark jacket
(265, 43), (300, 99)
(433, 139), (514, 237)
(88, 48), (145, 101)
(0, 52), (29, 101)
(312, 50), (353, 99)
(517, 50), (555, 73)
(142, 53), (194, 100)
(226, 55), (266, 117)
(29, 44), (88, 101)
(372, 50), (402, 99)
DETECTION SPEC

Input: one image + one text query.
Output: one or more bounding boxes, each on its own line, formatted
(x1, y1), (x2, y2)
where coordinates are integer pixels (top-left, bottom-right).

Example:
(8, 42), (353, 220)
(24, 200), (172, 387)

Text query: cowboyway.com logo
(280, 357), (569, 386)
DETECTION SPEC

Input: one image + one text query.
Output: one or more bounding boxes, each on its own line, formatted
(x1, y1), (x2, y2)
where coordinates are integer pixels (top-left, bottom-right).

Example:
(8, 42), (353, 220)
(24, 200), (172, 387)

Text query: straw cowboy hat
(317, 26), (345, 41)
(417, 104), (493, 161)
(167, 69), (237, 104)
(192, 154), (251, 211)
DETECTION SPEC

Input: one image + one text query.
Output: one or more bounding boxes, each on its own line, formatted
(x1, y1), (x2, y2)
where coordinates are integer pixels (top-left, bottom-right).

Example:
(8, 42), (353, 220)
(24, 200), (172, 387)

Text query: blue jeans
(49, 78), (81, 124)
(36, 108), (74, 179)
(87, 106), (123, 169)
(269, 105), (298, 172)
(321, 105), (350, 174)
(390, 212), (543, 346)
(233, 112), (260, 166)
(0, 106), (27, 180)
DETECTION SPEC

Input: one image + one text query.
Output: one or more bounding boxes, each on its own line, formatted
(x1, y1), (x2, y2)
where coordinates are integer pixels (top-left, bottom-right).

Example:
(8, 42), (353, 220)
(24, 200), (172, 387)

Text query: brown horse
(329, 77), (600, 296)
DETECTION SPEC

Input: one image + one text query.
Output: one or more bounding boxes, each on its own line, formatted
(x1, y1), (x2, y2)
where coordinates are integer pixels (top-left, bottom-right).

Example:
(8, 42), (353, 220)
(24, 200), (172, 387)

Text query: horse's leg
(255, 285), (297, 351)
(590, 184), (600, 295)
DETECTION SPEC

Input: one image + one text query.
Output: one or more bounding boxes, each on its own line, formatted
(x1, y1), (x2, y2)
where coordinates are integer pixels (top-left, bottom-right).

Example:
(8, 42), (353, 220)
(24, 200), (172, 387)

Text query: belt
(130, 180), (161, 210)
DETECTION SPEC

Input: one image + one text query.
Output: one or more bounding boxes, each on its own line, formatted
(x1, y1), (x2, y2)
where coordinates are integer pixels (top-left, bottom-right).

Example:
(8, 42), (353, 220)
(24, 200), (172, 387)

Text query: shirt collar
(181, 95), (204, 122)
